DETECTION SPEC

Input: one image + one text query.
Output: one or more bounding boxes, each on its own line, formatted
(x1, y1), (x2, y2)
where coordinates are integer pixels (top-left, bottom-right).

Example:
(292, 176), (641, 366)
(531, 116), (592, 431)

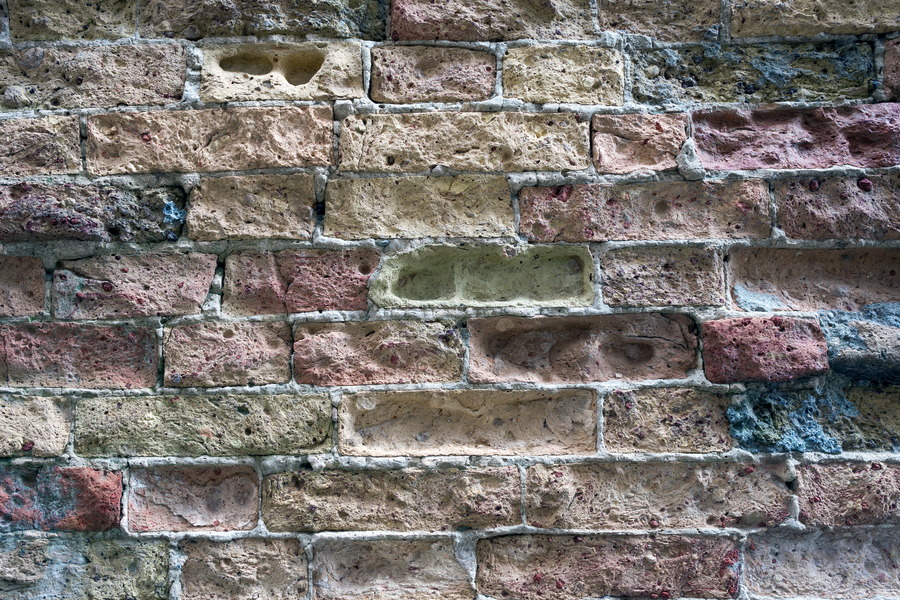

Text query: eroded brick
(592, 113), (688, 174)
(0, 396), (71, 457)
(0, 256), (45, 316)
(798, 462), (899, 526)
(8, 0), (136, 40)
(886, 39), (900, 100)
(819, 304), (900, 383)
(504, 45), (624, 105)
(371, 46), (495, 103)
(732, 0), (900, 37)
(597, 0), (721, 42)
(0, 116), (81, 176)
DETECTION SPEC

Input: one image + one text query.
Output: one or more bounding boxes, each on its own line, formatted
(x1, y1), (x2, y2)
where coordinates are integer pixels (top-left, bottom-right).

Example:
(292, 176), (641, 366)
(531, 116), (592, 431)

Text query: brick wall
(0, 1), (898, 599)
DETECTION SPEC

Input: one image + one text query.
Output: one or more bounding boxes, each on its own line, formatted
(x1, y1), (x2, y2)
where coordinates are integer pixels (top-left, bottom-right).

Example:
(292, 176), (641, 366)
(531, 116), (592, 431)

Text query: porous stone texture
(597, 0), (721, 41)
(324, 175), (514, 239)
(7, 0), (136, 40)
(591, 113), (688, 173)
(370, 244), (593, 308)
(693, 104), (900, 170)
(731, 0), (900, 37)
(223, 248), (378, 315)
(886, 39), (900, 100)
(0, 116), (81, 176)
(87, 106), (333, 174)
(632, 42), (873, 104)
(0, 395), (71, 457)
(164, 322), (292, 387)
(468, 314), (698, 383)
(200, 42), (364, 102)
(370, 46), (496, 103)
(832, 386), (900, 451)
(476, 535), (740, 600)
(519, 180), (771, 242)
(187, 174), (315, 241)
(262, 467), (520, 531)
(0, 256), (45, 316)
(128, 466), (258, 532)
(0, 323), (158, 388)
(75, 394), (331, 457)
(181, 538), (308, 600)
(602, 245), (725, 307)
(53, 252), (216, 319)
(819, 304), (900, 383)
(339, 112), (589, 172)
(293, 320), (464, 386)
(338, 389), (596, 456)
(798, 462), (899, 526)
(0, 44), (186, 111)
(0, 183), (187, 243)
(390, 0), (594, 40)
(603, 388), (734, 453)
(745, 528), (900, 599)
(313, 539), (471, 600)
(504, 45), (624, 105)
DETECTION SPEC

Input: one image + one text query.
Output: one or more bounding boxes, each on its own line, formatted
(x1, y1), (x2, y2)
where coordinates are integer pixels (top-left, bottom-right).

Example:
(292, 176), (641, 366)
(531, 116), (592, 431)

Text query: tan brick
(263, 467), (520, 532)
(504, 45), (624, 105)
(598, 0), (722, 41)
(324, 175), (514, 239)
(0, 395), (71, 457)
(339, 112), (589, 172)
(732, 0), (900, 37)
(827, 386), (900, 452)
(339, 389), (596, 456)
(0, 256), (45, 316)
(8, 0), (136, 40)
(87, 106), (333, 175)
(371, 46), (496, 103)
(592, 113), (688, 173)
(0, 116), (81, 176)
(798, 462), (899, 526)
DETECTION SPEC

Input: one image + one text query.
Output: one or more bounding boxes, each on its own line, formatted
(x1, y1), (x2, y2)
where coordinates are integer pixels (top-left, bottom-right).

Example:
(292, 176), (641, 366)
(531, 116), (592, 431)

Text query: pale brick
(504, 45), (624, 105)
(324, 175), (514, 239)
(263, 467), (520, 532)
(8, 0), (136, 40)
(371, 46), (495, 103)
(339, 389), (596, 456)
(0, 395), (71, 457)
(798, 462), (899, 526)
(597, 0), (721, 41)
(0, 116), (81, 176)
(732, 0), (900, 37)
(0, 256), (45, 316)
(592, 113), (688, 173)
(339, 112), (590, 172)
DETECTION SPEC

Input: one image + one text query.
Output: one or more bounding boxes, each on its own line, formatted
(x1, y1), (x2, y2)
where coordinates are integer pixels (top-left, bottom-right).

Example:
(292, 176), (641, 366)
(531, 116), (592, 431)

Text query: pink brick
(798, 462), (899, 526)
(886, 40), (900, 100)
(702, 317), (829, 383)
(370, 46), (496, 103)
(592, 113), (688, 173)
(0, 256), (45, 316)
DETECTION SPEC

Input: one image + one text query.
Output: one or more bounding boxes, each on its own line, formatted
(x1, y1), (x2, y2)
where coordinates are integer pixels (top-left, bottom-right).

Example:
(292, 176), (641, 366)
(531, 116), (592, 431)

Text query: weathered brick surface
(597, 0), (721, 41)
(129, 466), (259, 532)
(798, 462), (899, 526)
(592, 113), (688, 174)
(294, 320), (464, 385)
(263, 467), (520, 532)
(886, 39), (900, 100)
(75, 394), (331, 457)
(468, 314), (698, 383)
(324, 175), (514, 239)
(732, 0), (900, 37)
(0, 256), (45, 316)
(0, 395), (70, 457)
(339, 112), (590, 172)
(519, 180), (771, 242)
(830, 386), (900, 451)
(476, 535), (740, 600)
(504, 45), (624, 105)
(87, 106), (333, 175)
(165, 322), (292, 387)
(702, 317), (829, 383)
(8, 0), (136, 40)
(371, 46), (496, 104)
(223, 249), (378, 315)
(339, 389), (596, 456)
(819, 305), (900, 384)
(0, 116), (81, 176)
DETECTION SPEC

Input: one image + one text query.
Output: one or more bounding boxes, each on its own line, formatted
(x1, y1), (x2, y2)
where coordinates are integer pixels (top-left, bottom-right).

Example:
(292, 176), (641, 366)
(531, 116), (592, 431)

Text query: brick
(827, 386), (900, 451)
(165, 322), (292, 387)
(294, 320), (464, 386)
(75, 393), (331, 457)
(604, 388), (733, 453)
(8, 0), (136, 40)
(592, 113), (688, 174)
(0, 183), (187, 243)
(886, 39), (900, 100)
(732, 0), (900, 37)
(128, 466), (258, 532)
(602, 245), (725, 307)
(87, 106), (333, 175)
(324, 175), (514, 239)
(200, 42), (364, 102)
(476, 535), (740, 600)
(694, 104), (900, 171)
(313, 539), (471, 600)
(745, 528), (900, 599)
(597, 0), (721, 42)
(53, 252), (216, 319)
(0, 323), (158, 389)
(0, 44), (185, 111)
(820, 304), (900, 383)
(371, 46), (495, 103)
(263, 467), (520, 532)
(504, 45), (624, 105)
(391, 0), (593, 41)
(0, 395), (70, 457)
(139, 0), (386, 39)
(519, 180), (772, 242)
(370, 244), (594, 308)
(339, 112), (589, 172)
(774, 174), (900, 240)
(632, 42), (873, 104)
(468, 314), (698, 383)
(526, 462), (790, 529)
(181, 538), (308, 600)
(798, 462), (899, 526)
(702, 317), (829, 384)
(187, 174), (315, 241)
(338, 389), (596, 456)
(0, 466), (122, 531)
(223, 249), (378, 315)
(0, 116), (81, 176)
(0, 256), (44, 316)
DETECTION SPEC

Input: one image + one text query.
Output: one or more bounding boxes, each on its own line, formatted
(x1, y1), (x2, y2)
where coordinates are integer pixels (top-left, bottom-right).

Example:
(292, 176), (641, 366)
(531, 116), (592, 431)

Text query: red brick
(798, 462), (899, 526)
(370, 46), (495, 103)
(0, 256), (45, 317)
(702, 317), (829, 383)
(886, 39), (900, 100)
(0, 116), (81, 176)
(592, 113), (688, 174)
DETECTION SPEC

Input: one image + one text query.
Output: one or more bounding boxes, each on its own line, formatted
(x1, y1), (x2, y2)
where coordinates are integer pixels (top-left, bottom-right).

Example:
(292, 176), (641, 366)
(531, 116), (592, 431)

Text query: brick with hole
(370, 46), (496, 103)
(0, 256), (45, 317)
(0, 116), (81, 176)
(798, 462), (899, 526)
(592, 112), (688, 173)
